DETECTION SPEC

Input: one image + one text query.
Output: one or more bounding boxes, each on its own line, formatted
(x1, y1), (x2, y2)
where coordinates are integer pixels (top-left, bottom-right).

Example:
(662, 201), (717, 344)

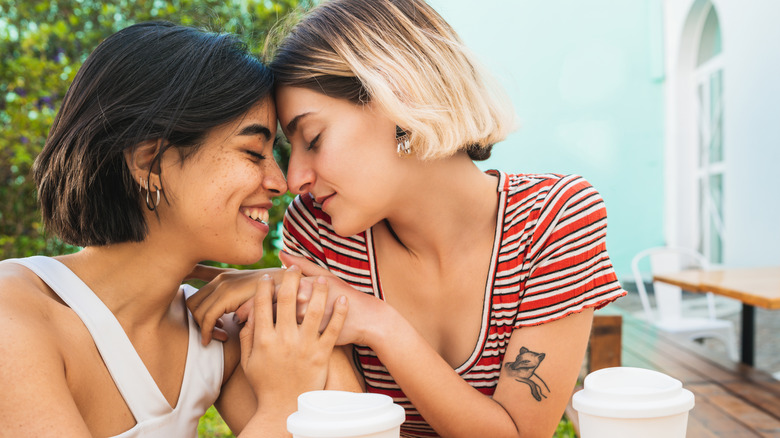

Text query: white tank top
(4, 256), (224, 437)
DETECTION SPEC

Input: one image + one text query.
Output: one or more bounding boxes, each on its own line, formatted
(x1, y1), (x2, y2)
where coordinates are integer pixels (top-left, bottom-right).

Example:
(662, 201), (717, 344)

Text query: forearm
(237, 407), (294, 438)
(366, 311), (523, 438)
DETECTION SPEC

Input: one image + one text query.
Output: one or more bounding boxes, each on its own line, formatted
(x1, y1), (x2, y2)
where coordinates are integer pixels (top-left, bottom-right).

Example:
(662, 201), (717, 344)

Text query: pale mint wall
(428, 0), (666, 280)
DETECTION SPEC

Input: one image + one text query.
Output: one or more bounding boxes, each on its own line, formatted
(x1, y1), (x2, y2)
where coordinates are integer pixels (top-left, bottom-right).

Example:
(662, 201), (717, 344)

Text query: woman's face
(158, 98), (286, 264)
(276, 85), (409, 237)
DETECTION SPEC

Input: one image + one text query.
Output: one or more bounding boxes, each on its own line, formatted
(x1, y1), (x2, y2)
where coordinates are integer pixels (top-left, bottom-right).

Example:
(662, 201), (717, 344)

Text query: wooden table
(653, 266), (780, 366)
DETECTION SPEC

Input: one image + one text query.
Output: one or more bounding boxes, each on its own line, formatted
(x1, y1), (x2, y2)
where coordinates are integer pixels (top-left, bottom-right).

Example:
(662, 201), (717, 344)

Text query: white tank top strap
(4, 256), (172, 422)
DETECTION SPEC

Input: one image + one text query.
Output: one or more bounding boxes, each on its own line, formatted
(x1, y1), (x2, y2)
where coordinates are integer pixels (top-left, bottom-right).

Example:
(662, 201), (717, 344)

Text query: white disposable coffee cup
(287, 390), (405, 438)
(572, 367), (694, 438)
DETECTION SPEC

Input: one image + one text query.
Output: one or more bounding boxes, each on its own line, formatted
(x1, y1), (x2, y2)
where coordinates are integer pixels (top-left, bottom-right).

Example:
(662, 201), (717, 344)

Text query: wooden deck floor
(586, 309), (780, 437)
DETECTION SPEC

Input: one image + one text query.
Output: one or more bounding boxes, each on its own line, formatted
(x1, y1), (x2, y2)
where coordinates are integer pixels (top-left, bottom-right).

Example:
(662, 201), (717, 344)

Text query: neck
(58, 240), (197, 328)
(380, 154), (499, 262)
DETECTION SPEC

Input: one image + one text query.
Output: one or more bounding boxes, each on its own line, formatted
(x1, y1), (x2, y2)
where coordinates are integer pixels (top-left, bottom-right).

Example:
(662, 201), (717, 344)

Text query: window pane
(709, 70), (723, 163)
(697, 178), (705, 256)
(698, 83), (706, 167)
(697, 6), (722, 66)
(709, 173), (724, 263)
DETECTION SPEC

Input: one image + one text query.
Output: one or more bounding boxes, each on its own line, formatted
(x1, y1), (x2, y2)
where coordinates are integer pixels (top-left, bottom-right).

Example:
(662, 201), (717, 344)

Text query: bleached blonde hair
(266, 0), (516, 160)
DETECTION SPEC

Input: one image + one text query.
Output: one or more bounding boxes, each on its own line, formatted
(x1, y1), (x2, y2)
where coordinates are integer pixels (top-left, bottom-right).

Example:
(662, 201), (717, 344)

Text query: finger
(301, 276), (328, 332)
(276, 265), (302, 330)
(186, 282), (215, 313)
(212, 327), (229, 343)
(194, 282), (257, 346)
(279, 251), (334, 278)
(193, 268), (281, 319)
(234, 300), (254, 325)
(239, 307), (256, 366)
(196, 290), (245, 346)
(296, 277), (315, 323)
(185, 264), (235, 282)
(320, 295), (349, 347)
(266, 267), (287, 285)
(254, 274), (276, 335)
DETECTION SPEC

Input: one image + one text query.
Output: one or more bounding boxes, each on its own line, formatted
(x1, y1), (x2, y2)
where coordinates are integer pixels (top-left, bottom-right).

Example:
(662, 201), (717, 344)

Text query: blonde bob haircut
(267, 0), (516, 161)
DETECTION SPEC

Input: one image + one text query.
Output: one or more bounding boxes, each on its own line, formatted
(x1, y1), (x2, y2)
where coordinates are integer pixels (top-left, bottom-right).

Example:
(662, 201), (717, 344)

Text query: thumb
(279, 251), (334, 278)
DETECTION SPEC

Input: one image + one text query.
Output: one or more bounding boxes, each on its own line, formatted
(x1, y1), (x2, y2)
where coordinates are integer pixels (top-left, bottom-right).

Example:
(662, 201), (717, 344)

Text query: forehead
(241, 98), (277, 129)
(275, 86), (331, 123)
(209, 97), (277, 140)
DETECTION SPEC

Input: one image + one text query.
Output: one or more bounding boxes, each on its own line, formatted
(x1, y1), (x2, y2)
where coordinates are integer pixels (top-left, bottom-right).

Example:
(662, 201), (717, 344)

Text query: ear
(124, 140), (163, 188)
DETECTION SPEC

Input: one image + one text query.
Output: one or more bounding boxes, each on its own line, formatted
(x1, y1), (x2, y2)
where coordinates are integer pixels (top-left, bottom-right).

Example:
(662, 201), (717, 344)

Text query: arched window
(694, 4), (724, 264)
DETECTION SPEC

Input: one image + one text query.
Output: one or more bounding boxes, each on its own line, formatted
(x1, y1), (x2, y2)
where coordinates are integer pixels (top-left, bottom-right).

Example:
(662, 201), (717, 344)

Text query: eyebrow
(237, 124), (272, 141)
(285, 112), (312, 135)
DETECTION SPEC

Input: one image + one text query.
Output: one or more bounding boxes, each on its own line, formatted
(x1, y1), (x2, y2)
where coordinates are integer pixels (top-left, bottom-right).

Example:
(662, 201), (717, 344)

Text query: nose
(286, 149), (315, 195)
(263, 159), (288, 195)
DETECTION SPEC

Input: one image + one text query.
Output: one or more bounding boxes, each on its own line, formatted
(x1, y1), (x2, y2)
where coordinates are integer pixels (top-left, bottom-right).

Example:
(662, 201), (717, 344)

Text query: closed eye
(306, 133), (321, 151)
(246, 150), (266, 160)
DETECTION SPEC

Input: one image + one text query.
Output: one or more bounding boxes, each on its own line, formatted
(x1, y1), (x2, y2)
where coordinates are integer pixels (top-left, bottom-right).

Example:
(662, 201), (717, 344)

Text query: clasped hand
(186, 252), (378, 348)
(235, 266), (349, 403)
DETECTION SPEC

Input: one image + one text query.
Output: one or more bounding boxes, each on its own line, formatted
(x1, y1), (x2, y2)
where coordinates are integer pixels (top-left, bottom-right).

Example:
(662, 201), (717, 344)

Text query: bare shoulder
(0, 261), (56, 313)
(0, 260), (63, 355)
(0, 263), (92, 435)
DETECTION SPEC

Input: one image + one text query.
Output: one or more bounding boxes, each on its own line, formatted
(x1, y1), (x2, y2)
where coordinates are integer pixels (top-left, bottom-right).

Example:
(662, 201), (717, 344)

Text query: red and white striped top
(282, 171), (625, 437)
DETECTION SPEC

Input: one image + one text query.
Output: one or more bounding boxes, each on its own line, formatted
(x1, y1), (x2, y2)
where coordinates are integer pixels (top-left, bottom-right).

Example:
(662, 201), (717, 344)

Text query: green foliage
(0, 0), (306, 263)
(554, 414), (578, 437)
(198, 406), (235, 438)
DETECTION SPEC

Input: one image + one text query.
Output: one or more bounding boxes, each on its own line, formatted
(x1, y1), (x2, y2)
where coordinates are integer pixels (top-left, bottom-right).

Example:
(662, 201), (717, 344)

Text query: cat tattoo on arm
(504, 347), (550, 401)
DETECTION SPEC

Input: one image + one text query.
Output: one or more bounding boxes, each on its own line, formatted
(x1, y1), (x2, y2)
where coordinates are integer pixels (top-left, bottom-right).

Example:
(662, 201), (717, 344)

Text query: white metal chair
(631, 246), (738, 361)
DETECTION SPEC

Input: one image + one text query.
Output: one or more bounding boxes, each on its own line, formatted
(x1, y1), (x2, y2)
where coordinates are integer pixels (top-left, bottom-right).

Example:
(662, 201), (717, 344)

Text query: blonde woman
(191, 1), (626, 436)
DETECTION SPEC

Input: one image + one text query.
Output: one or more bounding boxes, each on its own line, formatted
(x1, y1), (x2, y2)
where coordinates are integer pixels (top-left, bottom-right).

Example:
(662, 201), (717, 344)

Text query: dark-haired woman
(0, 22), (354, 437)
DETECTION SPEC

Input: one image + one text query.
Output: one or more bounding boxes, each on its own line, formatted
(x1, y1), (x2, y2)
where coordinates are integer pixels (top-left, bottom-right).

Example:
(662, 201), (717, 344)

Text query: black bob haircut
(34, 21), (274, 247)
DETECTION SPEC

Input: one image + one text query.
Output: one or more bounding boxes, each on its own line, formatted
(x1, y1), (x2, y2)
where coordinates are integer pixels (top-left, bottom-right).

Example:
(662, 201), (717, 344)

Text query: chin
(331, 218), (369, 238)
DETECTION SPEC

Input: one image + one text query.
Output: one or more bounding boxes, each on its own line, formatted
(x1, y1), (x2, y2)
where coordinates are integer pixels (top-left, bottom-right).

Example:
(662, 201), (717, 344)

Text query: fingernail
(261, 274), (271, 280)
(317, 276), (327, 284)
(338, 296), (347, 304)
(288, 265), (301, 272)
(233, 313), (240, 324)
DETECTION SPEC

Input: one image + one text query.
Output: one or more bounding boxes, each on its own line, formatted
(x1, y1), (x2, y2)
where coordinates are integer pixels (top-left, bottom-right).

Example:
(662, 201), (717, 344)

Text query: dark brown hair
(34, 21), (274, 246)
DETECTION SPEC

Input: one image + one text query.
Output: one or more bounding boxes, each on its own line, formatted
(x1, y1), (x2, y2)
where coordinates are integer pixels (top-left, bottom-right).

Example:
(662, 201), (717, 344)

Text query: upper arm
(0, 278), (91, 437)
(492, 309), (594, 437)
(489, 177), (619, 435)
(520, 176), (624, 326)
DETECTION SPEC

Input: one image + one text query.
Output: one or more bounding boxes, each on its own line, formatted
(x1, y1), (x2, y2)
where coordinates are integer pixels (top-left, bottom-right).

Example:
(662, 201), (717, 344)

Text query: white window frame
(692, 8), (725, 265)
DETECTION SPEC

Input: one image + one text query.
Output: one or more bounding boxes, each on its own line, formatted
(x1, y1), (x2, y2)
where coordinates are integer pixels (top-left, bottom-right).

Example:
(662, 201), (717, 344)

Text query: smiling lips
(314, 193), (335, 206)
(242, 207), (270, 225)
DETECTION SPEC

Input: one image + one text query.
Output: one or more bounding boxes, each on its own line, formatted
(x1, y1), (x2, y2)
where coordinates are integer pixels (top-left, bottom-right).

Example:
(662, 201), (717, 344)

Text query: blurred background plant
(0, 0), (306, 268)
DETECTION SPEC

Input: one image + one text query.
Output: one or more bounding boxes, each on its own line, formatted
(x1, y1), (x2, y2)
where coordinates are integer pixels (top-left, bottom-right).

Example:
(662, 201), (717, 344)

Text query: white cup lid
(572, 367), (695, 418)
(287, 390), (405, 437)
